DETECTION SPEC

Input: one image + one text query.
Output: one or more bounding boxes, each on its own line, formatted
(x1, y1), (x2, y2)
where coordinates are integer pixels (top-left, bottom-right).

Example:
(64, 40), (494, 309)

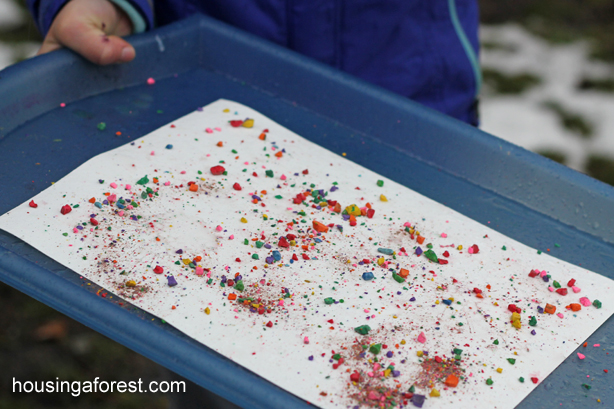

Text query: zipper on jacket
(286, 0), (293, 49)
(334, 0), (343, 69)
(448, 0), (481, 97)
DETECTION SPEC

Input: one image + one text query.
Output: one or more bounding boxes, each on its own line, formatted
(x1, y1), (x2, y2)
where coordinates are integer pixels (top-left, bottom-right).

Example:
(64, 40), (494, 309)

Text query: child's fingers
(37, 39), (62, 56)
(52, 18), (135, 65)
(37, 0), (135, 65)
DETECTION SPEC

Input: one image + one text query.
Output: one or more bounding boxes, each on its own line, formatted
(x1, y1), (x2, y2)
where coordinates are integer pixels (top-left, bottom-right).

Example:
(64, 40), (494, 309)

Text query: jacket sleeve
(27, 0), (155, 37)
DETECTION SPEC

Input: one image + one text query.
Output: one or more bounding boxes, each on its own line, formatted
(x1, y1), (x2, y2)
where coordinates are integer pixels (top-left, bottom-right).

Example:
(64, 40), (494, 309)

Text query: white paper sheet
(1, 99), (613, 409)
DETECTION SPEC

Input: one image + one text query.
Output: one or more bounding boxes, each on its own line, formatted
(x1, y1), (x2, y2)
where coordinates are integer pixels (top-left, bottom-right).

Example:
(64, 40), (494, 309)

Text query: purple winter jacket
(28, 0), (481, 125)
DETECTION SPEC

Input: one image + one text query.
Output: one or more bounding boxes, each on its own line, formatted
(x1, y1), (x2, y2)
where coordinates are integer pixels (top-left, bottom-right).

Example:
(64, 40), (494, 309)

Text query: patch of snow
(0, 0), (24, 31)
(479, 24), (614, 172)
(0, 41), (40, 71)
(480, 98), (587, 170)
(0, 42), (14, 70)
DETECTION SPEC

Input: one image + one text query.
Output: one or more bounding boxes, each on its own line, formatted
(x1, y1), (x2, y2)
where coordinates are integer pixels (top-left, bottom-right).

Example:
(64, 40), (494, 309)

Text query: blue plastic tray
(1, 14), (614, 409)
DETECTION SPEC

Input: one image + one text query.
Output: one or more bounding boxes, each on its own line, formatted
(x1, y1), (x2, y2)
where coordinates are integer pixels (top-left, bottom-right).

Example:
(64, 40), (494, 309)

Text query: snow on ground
(0, 0), (22, 31)
(0, 42), (15, 69)
(0, 41), (39, 70)
(480, 24), (614, 172)
(0, 0), (38, 71)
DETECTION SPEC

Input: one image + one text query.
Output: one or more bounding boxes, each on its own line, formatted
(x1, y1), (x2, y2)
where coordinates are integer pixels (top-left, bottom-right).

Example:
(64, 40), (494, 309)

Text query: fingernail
(120, 47), (134, 61)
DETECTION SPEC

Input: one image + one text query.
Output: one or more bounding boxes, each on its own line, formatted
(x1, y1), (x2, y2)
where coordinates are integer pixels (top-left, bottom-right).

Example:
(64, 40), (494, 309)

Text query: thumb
(55, 21), (135, 65)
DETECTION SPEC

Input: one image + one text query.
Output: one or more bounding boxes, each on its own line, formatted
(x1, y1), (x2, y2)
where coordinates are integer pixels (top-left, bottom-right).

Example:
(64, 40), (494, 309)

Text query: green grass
(480, 0), (614, 62)
(0, 0), (41, 42)
(536, 150), (567, 165)
(541, 101), (594, 139)
(586, 155), (614, 186)
(482, 68), (541, 94)
(577, 77), (614, 93)
(0, 21), (41, 44)
(480, 41), (518, 53)
(0, 0), (42, 66)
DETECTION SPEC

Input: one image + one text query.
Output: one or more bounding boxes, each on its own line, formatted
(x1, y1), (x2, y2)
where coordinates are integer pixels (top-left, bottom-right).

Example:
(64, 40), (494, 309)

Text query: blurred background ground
(1, 0), (614, 407)
(480, 0), (614, 180)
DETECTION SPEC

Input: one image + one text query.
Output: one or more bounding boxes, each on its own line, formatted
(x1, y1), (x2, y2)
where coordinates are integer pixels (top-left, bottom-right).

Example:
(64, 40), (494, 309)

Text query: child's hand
(37, 0), (135, 65)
